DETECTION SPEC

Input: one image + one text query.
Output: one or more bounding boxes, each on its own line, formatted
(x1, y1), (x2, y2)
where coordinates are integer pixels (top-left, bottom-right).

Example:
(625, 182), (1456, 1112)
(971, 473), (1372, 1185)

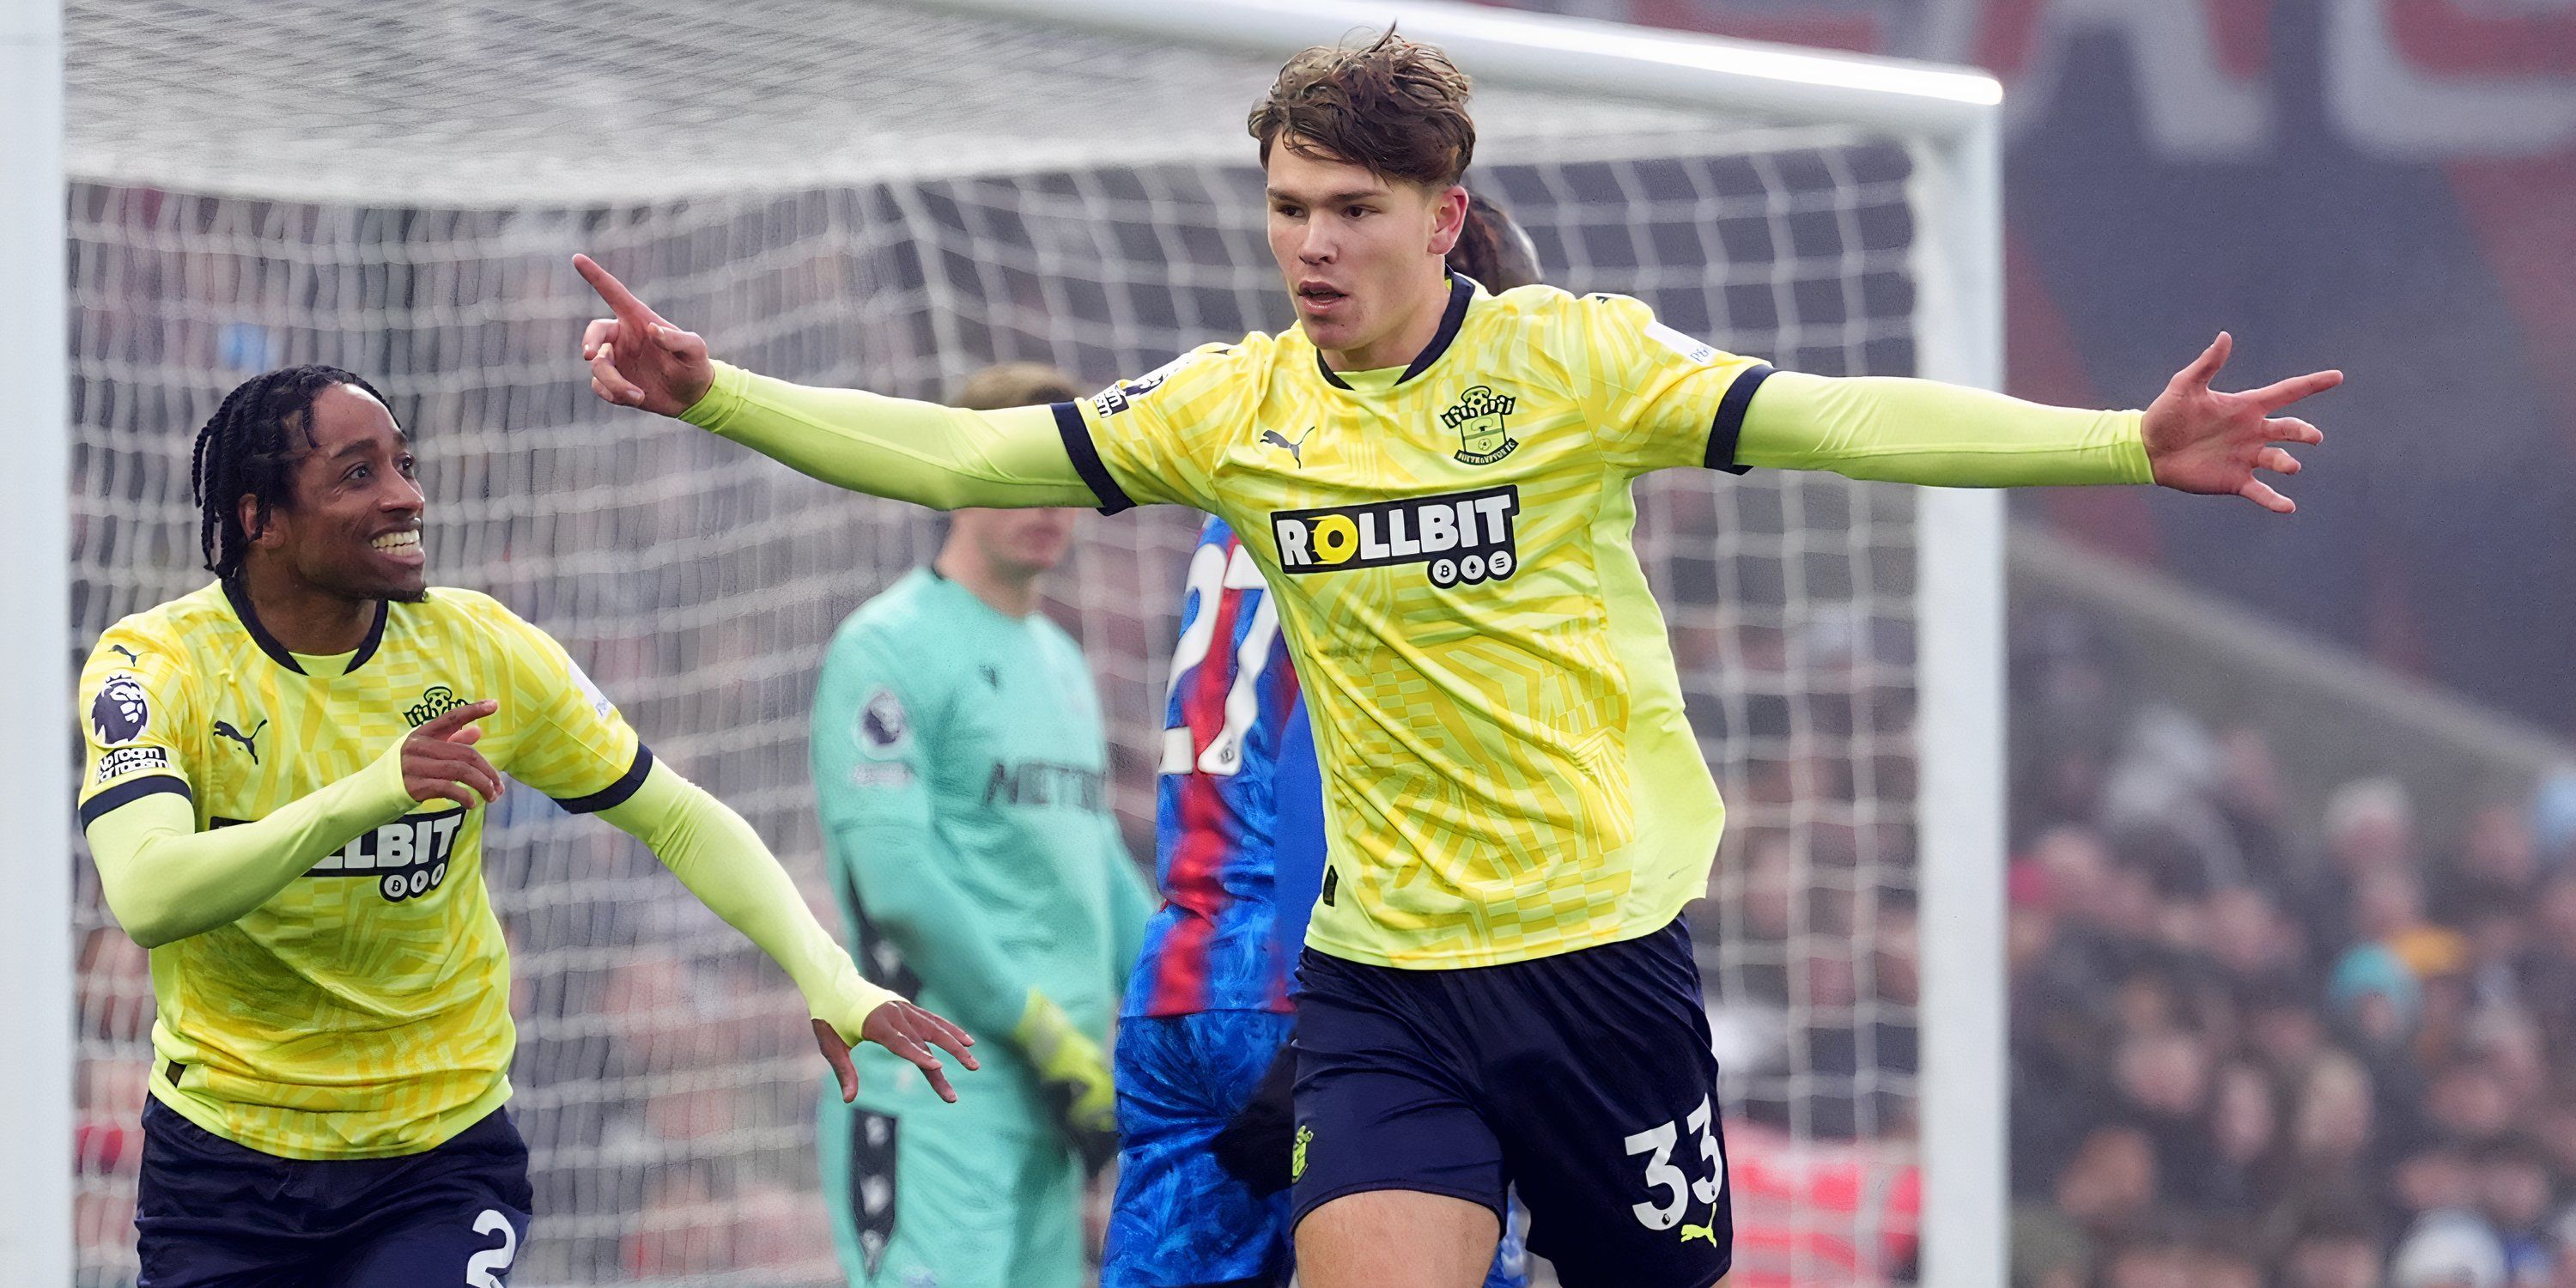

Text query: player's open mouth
(1298, 283), (1348, 312)
(369, 530), (424, 565)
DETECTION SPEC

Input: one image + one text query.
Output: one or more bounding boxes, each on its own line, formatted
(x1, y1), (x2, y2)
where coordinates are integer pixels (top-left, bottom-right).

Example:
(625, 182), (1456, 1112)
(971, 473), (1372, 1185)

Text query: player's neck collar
(1315, 272), (1479, 392)
(221, 577), (390, 677)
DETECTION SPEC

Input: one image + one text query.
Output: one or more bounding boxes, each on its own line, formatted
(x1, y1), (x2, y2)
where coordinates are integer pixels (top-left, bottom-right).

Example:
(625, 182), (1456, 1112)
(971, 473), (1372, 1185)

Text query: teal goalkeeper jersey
(811, 568), (1152, 1123)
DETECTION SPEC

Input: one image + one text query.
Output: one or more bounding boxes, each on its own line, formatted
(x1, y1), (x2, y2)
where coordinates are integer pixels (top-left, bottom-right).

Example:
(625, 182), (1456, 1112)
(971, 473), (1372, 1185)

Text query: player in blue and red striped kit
(1102, 197), (1541, 1288)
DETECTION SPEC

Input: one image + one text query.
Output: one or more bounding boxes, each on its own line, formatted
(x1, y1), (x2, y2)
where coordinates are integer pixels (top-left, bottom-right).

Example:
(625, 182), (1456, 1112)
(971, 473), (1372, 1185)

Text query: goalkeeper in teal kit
(811, 364), (1157, 1288)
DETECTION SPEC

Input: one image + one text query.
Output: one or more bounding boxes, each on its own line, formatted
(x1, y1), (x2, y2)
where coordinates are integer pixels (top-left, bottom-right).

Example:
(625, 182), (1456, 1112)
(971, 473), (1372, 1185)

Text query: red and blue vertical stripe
(1127, 517), (1320, 1018)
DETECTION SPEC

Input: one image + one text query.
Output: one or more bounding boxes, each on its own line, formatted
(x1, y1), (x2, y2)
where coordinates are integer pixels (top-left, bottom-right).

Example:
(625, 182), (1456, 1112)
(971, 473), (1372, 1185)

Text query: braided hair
(190, 365), (391, 580)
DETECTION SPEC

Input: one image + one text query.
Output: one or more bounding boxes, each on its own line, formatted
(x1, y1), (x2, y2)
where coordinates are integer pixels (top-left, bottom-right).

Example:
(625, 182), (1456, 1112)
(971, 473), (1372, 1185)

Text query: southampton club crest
(404, 684), (465, 728)
(1442, 385), (1518, 465)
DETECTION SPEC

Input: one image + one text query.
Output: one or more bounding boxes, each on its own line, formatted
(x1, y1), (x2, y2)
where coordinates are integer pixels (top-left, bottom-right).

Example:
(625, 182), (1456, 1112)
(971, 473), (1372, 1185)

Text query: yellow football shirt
(77, 580), (648, 1158)
(1064, 279), (1770, 969)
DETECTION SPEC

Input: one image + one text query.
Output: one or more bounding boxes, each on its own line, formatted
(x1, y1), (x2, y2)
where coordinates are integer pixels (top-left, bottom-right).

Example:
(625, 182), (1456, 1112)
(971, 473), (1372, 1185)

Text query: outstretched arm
(573, 254), (1096, 510)
(1736, 332), (2335, 512)
(598, 760), (977, 1103)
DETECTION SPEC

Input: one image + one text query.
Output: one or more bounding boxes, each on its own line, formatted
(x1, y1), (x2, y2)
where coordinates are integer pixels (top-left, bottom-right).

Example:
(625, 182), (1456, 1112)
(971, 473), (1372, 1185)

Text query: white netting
(67, 3), (1931, 1284)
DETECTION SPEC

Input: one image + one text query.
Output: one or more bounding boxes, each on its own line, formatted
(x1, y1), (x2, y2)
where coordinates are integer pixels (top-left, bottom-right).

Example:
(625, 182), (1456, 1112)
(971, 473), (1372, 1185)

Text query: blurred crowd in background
(2005, 608), (2576, 1288)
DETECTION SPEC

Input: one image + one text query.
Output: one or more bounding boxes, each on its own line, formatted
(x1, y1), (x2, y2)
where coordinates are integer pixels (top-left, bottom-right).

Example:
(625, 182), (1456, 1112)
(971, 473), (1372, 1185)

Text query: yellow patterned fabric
(683, 276), (2149, 971)
(77, 580), (645, 1158)
(1071, 281), (1769, 968)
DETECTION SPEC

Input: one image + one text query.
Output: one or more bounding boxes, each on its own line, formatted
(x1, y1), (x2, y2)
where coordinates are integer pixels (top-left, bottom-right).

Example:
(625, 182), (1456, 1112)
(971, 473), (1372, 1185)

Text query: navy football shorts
(1105, 1009), (1530, 1288)
(1290, 916), (1730, 1288)
(135, 1097), (533, 1287)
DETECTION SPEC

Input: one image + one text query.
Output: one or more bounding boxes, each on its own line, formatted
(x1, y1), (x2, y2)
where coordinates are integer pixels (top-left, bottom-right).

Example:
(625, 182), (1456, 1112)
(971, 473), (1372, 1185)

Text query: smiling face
(1266, 143), (1468, 371)
(242, 383), (428, 602)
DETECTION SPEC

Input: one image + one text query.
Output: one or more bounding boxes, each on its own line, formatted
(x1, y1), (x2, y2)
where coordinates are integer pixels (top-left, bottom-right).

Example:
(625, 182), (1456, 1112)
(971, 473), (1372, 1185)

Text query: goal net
(64, 1), (1977, 1283)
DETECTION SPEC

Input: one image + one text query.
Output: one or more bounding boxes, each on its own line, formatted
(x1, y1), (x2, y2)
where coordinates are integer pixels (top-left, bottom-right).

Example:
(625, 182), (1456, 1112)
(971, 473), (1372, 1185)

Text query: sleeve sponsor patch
(567, 658), (617, 720)
(857, 688), (910, 756)
(89, 671), (153, 745)
(848, 762), (915, 789)
(94, 744), (170, 784)
(1643, 320), (1719, 365)
(1089, 349), (1206, 418)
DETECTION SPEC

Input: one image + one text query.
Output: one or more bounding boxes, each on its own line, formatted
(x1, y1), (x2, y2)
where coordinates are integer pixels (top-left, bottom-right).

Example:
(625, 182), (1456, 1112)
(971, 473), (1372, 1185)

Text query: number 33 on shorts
(1625, 1095), (1726, 1238)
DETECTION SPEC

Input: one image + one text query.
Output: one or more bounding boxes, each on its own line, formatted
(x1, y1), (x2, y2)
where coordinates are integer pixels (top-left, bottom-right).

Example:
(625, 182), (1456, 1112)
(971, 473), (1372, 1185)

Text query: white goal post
(6, 0), (73, 1285)
(27, 0), (2005, 1284)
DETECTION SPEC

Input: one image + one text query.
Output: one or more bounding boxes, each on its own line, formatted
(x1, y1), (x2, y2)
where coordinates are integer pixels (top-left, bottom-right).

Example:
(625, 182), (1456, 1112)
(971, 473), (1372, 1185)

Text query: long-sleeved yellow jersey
(1074, 280), (1791, 967)
(79, 581), (647, 1157)
(683, 277), (2150, 969)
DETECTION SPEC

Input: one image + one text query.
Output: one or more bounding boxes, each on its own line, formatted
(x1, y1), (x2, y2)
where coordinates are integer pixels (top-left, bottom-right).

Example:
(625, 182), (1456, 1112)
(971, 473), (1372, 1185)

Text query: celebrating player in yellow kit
(575, 32), (2336, 1288)
(76, 367), (975, 1286)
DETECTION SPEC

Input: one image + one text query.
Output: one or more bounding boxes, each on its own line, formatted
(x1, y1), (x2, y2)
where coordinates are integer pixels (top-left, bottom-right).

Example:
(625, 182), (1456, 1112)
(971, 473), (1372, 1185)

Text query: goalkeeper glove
(1013, 988), (1119, 1175)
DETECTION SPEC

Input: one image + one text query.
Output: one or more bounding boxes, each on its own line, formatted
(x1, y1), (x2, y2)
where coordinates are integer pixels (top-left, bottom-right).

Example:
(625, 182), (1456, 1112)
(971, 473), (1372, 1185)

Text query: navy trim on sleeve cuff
(1052, 402), (1135, 515)
(1705, 362), (1776, 475)
(79, 774), (192, 829)
(554, 744), (656, 815)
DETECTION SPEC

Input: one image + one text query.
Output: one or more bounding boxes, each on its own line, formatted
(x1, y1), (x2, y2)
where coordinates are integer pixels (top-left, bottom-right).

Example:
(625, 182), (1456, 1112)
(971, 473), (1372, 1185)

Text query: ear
(1427, 184), (1469, 258)
(238, 493), (287, 550)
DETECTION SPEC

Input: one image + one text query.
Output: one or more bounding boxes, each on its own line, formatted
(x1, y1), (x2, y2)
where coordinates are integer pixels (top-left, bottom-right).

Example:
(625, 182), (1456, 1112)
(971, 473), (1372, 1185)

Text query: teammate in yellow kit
(77, 367), (975, 1286)
(573, 33), (2336, 1288)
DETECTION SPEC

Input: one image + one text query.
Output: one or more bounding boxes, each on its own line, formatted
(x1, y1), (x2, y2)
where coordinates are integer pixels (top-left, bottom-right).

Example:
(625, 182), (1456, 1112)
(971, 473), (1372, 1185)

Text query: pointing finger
(415, 699), (498, 739)
(573, 254), (659, 331)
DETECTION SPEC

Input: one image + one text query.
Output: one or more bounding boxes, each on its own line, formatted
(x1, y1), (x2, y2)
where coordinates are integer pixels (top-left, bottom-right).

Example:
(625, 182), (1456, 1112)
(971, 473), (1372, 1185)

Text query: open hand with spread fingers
(2143, 331), (2340, 514)
(811, 1001), (981, 1106)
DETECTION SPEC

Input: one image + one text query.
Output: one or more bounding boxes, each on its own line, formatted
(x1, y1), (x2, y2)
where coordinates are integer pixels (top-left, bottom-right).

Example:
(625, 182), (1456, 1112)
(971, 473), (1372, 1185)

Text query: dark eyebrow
(1267, 187), (1387, 205)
